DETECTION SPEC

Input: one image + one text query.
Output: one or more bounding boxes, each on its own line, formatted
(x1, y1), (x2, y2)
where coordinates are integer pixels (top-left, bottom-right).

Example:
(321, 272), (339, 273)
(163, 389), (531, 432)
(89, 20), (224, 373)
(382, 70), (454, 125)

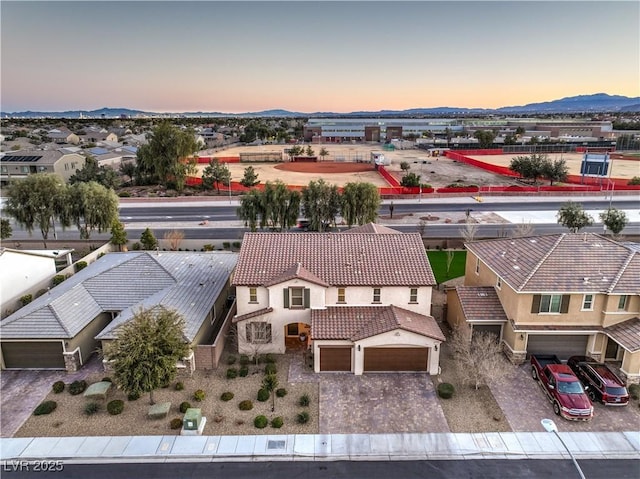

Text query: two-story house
(232, 225), (445, 375)
(447, 233), (640, 384)
(0, 148), (86, 186)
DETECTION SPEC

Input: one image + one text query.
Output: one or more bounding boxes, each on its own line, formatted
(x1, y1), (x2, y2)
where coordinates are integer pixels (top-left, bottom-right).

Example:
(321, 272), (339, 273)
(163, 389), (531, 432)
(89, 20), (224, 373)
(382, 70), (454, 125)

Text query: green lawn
(427, 250), (467, 284)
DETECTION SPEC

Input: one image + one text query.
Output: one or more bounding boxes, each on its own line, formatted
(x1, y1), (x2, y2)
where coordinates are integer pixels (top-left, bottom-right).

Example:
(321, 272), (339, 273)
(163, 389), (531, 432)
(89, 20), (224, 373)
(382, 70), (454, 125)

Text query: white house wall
(325, 285), (432, 315)
(0, 251), (57, 309)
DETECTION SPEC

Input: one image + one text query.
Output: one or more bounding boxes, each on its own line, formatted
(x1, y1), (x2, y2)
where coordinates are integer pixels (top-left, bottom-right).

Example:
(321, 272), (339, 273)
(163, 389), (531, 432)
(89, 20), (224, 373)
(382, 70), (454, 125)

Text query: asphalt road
(1, 459), (638, 479)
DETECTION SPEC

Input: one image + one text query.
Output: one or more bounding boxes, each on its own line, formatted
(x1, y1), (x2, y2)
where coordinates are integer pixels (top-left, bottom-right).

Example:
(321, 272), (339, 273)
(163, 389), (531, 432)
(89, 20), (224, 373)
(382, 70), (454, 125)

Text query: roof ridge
(607, 250), (636, 293)
(519, 233), (564, 292)
(48, 297), (73, 337)
(145, 252), (179, 281)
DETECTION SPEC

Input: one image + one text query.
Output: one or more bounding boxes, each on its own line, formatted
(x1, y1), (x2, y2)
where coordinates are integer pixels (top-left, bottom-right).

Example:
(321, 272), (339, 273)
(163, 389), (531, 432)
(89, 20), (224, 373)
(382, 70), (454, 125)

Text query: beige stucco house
(447, 233), (640, 384)
(232, 224), (444, 375)
(0, 148), (86, 186)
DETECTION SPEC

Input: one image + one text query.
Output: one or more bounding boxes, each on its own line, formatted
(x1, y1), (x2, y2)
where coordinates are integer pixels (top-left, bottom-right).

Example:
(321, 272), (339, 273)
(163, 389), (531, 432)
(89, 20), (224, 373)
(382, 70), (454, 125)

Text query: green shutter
(304, 288), (310, 308)
(266, 324), (272, 343)
(560, 295), (570, 313)
(531, 295), (541, 313)
(283, 288), (290, 308)
(246, 323), (252, 342)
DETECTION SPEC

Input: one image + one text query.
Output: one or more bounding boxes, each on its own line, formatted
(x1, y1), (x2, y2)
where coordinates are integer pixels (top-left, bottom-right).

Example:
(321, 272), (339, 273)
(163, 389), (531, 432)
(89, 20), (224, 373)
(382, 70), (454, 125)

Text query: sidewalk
(2, 431), (639, 463)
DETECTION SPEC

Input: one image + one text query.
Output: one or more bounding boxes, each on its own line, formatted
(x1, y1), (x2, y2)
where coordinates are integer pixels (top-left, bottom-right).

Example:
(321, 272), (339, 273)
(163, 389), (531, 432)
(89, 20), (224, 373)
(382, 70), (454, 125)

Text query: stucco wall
(0, 251), (57, 310)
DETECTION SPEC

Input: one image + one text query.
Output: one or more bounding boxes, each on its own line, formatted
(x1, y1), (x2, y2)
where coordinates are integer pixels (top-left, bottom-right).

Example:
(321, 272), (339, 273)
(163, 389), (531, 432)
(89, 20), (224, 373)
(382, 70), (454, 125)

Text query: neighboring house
(86, 146), (136, 168)
(78, 128), (118, 144)
(232, 225), (444, 375)
(47, 129), (80, 145)
(0, 149), (86, 186)
(0, 248), (73, 316)
(447, 233), (640, 384)
(0, 251), (237, 373)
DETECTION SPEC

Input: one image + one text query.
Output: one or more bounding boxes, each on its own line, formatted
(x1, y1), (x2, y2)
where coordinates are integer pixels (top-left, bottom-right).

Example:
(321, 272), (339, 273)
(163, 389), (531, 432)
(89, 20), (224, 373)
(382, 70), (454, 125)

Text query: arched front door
(284, 322), (310, 352)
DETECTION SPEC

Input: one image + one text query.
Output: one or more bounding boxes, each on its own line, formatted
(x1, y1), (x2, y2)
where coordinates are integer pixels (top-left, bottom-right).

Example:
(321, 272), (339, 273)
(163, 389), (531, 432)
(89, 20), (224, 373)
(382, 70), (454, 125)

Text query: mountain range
(3, 93), (639, 119)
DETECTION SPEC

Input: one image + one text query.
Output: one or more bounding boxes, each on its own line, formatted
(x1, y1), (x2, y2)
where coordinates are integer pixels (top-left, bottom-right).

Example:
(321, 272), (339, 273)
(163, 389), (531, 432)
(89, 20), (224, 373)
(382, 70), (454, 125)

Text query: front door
(605, 339), (620, 360)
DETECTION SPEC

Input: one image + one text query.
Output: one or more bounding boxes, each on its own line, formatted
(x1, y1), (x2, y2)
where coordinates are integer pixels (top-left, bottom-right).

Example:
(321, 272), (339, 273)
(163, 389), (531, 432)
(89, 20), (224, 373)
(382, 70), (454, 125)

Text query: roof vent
(477, 292), (488, 297)
(583, 277), (590, 284)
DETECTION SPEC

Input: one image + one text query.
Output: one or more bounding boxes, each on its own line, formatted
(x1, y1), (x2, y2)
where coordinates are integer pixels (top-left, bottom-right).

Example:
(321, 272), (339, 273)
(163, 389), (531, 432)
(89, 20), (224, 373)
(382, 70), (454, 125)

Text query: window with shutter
(290, 287), (304, 308)
(283, 288), (290, 308)
(248, 322), (272, 343)
(304, 288), (310, 308)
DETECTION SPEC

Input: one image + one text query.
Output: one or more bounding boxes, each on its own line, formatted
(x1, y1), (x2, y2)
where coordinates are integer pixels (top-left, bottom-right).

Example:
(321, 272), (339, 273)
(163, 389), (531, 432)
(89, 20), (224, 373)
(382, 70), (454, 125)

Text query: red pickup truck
(530, 354), (593, 421)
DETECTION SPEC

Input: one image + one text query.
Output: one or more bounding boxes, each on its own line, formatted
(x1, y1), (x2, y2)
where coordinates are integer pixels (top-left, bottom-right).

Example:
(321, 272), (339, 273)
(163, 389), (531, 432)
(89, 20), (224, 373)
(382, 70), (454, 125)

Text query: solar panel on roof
(0, 155), (43, 162)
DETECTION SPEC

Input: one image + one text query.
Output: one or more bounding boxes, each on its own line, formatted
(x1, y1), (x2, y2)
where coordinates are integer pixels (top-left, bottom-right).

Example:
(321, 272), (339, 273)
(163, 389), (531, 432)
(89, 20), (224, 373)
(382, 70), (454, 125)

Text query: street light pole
(541, 419), (586, 479)
(228, 175), (232, 204)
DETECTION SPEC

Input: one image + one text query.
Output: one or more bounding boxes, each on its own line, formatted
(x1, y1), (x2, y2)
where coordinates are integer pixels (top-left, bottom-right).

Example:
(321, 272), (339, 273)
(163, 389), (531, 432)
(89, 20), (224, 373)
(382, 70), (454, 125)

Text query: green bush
(52, 274), (66, 287)
(239, 367), (249, 377)
(232, 241), (241, 250)
(296, 411), (310, 424)
(437, 383), (455, 399)
(84, 402), (100, 416)
(271, 416), (284, 428)
(239, 355), (251, 366)
(263, 353), (276, 364)
(52, 381), (65, 394)
(275, 388), (287, 398)
(203, 244), (214, 251)
(628, 176), (640, 186)
(257, 388), (270, 402)
(238, 400), (253, 411)
(131, 242), (141, 251)
(107, 400), (124, 416)
(170, 418), (183, 430)
(101, 377), (113, 383)
(254, 415), (268, 429)
(179, 401), (192, 414)
(629, 383), (640, 400)
(298, 394), (310, 407)
(118, 191), (132, 197)
(227, 368), (238, 379)
(193, 389), (206, 402)
(174, 382), (184, 391)
(220, 392), (234, 402)
(227, 355), (237, 365)
(33, 401), (57, 416)
(20, 294), (33, 306)
(69, 380), (88, 396)
(35, 288), (48, 298)
(76, 261), (88, 271)
(264, 363), (277, 375)
(127, 391), (140, 401)
(222, 242), (231, 250)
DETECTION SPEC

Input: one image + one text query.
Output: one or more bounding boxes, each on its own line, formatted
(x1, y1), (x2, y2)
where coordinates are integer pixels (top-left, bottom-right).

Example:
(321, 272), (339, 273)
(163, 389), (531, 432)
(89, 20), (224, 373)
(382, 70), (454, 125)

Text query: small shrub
(264, 363), (277, 375)
(239, 400), (253, 411)
(276, 388), (287, 398)
(118, 191), (132, 198)
(52, 381), (65, 394)
(222, 241), (231, 250)
(84, 402), (100, 416)
(203, 244), (214, 251)
(262, 353), (276, 364)
(629, 383), (640, 400)
(35, 288), (48, 298)
(297, 411), (310, 424)
(69, 380), (88, 396)
(239, 367), (249, 377)
(232, 241), (241, 250)
(107, 400), (124, 416)
(239, 355), (250, 366)
(235, 419), (245, 426)
(299, 394), (310, 407)
(257, 388), (270, 402)
(131, 242), (141, 251)
(628, 176), (640, 186)
(271, 416), (284, 428)
(51, 274), (66, 287)
(226, 368), (238, 379)
(174, 382), (184, 391)
(193, 389), (206, 402)
(127, 391), (140, 401)
(227, 355), (237, 365)
(33, 401), (57, 416)
(254, 415), (268, 429)
(179, 401), (192, 414)
(76, 261), (88, 271)
(101, 377), (113, 383)
(20, 294), (33, 306)
(220, 391), (234, 402)
(170, 418), (183, 430)
(437, 382), (455, 399)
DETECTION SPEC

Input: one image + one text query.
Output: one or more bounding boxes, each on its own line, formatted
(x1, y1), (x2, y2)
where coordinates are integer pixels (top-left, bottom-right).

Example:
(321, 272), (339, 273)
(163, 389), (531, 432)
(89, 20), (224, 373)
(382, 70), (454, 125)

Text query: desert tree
(542, 157), (569, 186)
(318, 147), (329, 161)
(459, 221), (479, 244)
(600, 208), (628, 237)
(305, 145), (315, 157)
(341, 182), (380, 227)
(104, 306), (190, 405)
(301, 179), (341, 231)
(237, 189), (262, 232)
(140, 227), (158, 251)
(400, 172), (421, 187)
(1, 218), (12, 240)
(262, 373), (279, 412)
(164, 229), (185, 250)
(509, 154), (548, 184)
(511, 222), (535, 238)
(473, 130), (496, 149)
(201, 158), (231, 193)
(400, 161), (410, 175)
(67, 181), (119, 239)
(69, 155), (120, 189)
(557, 201), (593, 233)
(240, 166), (260, 187)
(109, 219), (128, 251)
(445, 250), (455, 278)
(260, 181), (300, 231)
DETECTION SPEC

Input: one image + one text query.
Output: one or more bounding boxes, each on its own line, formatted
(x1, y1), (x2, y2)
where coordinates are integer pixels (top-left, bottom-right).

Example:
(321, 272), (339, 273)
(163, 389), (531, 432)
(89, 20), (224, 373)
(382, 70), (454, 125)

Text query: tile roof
(454, 286), (508, 322)
(232, 307), (274, 324)
(465, 233), (640, 293)
(605, 317), (640, 353)
(234, 232), (435, 287)
(311, 305), (444, 342)
(342, 223), (402, 234)
(263, 262), (329, 287)
(1, 251), (237, 342)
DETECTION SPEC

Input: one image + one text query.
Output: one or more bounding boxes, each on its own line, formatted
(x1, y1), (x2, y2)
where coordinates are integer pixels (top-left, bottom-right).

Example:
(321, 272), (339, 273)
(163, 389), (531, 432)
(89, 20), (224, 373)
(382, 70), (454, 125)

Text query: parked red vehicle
(567, 356), (629, 406)
(530, 354), (593, 421)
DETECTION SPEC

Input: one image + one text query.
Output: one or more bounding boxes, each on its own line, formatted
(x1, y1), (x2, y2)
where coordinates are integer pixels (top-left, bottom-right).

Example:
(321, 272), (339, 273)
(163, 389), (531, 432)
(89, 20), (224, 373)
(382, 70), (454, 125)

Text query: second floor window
(496, 277), (502, 290)
(618, 295), (629, 311)
(532, 294), (569, 314)
(284, 287), (310, 309)
(373, 288), (381, 303)
(409, 288), (418, 303)
(337, 287), (345, 303)
(249, 287), (257, 303)
(582, 294), (594, 310)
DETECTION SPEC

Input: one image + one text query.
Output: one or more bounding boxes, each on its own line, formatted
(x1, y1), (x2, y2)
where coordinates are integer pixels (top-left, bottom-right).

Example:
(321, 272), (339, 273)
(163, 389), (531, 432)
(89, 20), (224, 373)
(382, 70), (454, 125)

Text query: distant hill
(3, 93), (639, 118)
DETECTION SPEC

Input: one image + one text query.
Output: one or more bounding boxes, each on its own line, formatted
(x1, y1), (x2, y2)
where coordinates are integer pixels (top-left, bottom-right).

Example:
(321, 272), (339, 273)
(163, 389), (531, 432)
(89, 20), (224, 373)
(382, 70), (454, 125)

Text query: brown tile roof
(263, 262), (329, 287)
(311, 305), (445, 342)
(605, 317), (640, 353)
(233, 232), (436, 287)
(466, 233), (640, 293)
(455, 286), (508, 322)
(342, 223), (402, 234)
(232, 307), (273, 324)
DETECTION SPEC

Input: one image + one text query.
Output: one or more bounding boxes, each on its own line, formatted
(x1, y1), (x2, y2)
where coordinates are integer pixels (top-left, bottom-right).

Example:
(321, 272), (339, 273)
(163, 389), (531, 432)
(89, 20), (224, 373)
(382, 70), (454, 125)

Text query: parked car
(567, 356), (629, 406)
(530, 354), (593, 421)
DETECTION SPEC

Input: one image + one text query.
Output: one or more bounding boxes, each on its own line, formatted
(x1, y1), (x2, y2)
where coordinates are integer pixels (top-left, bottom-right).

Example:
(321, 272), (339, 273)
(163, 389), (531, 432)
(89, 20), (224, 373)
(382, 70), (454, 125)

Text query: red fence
(377, 166), (400, 187)
(446, 150), (519, 178)
(195, 156), (240, 164)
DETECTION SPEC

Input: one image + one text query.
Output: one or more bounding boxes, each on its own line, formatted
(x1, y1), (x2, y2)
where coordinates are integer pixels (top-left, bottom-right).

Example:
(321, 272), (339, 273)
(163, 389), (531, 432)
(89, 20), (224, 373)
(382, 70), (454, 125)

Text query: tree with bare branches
(459, 221), (478, 244)
(511, 222), (535, 238)
(163, 229), (185, 251)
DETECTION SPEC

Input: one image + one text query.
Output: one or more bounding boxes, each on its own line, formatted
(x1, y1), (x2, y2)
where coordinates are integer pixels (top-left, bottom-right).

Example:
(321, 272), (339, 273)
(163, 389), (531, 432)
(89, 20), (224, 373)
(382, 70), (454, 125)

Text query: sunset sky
(1, 1), (638, 113)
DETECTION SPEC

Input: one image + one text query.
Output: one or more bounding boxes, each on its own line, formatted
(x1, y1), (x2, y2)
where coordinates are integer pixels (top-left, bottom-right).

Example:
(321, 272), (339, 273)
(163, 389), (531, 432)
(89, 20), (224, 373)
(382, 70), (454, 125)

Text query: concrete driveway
(491, 363), (640, 432)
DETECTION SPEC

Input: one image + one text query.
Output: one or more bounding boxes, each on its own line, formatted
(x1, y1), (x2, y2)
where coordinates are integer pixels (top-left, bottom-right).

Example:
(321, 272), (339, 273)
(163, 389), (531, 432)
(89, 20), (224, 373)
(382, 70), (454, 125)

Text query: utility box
(183, 408), (202, 431)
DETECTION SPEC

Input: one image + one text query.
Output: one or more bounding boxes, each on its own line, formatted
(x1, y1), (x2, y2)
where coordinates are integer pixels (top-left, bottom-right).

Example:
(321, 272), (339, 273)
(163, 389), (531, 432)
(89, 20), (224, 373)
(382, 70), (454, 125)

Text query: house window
(0, 166), (6, 174)
(538, 294), (563, 313)
(284, 287), (309, 309)
(249, 287), (257, 303)
(373, 288), (381, 303)
(337, 287), (345, 303)
(246, 322), (272, 344)
(617, 295), (629, 311)
(409, 288), (418, 303)
(21, 166), (29, 173)
(475, 258), (480, 275)
(582, 294), (594, 310)
(496, 277), (502, 290)
(287, 323), (299, 336)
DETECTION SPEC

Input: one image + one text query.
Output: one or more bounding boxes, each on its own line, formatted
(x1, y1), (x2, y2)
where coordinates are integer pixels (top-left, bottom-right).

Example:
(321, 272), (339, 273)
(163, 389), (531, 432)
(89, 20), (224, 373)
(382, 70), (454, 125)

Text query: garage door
(364, 347), (428, 372)
(526, 335), (589, 360)
(2, 342), (65, 369)
(319, 347), (352, 372)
